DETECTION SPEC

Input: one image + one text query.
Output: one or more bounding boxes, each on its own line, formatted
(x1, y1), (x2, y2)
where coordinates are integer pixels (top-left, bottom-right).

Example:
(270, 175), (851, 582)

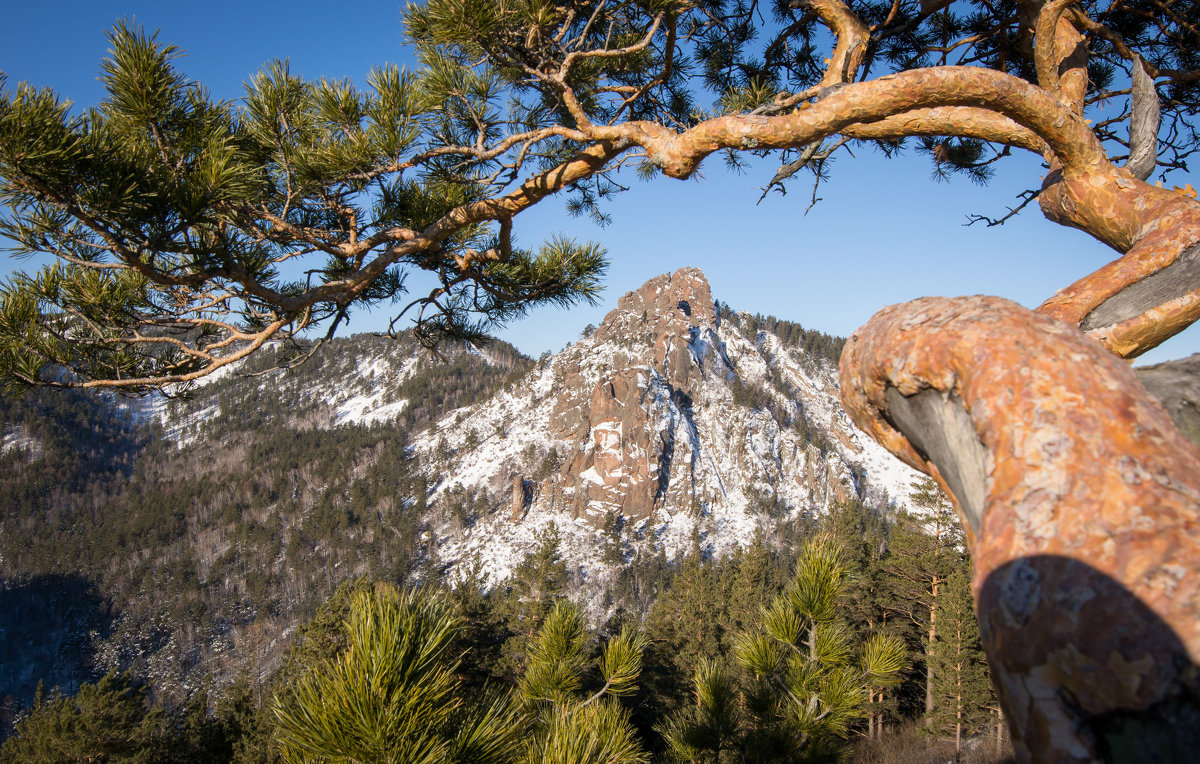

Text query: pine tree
(271, 583), (523, 764)
(0, 671), (170, 763)
(654, 658), (742, 763)
(6, 4), (1200, 752)
(660, 536), (907, 762)
(642, 530), (725, 720)
(647, 530), (724, 667)
(928, 567), (994, 753)
(518, 601), (650, 764)
(718, 529), (777, 639)
(496, 523), (571, 676)
(821, 498), (890, 636)
(881, 479), (962, 726)
(445, 557), (510, 692)
(820, 497), (898, 739)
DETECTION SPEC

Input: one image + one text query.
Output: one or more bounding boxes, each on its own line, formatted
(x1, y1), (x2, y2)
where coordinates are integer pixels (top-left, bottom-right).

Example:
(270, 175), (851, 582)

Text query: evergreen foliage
(3, 12), (1199, 757)
(272, 582), (524, 764)
(0, 22), (606, 393)
(0, 330), (524, 711)
(495, 523), (573, 676)
(266, 585), (654, 764)
(0, 504), (1009, 763)
(725, 311), (847, 369)
(928, 569), (994, 752)
(525, 700), (651, 764)
(880, 479), (965, 726)
(0, 671), (169, 763)
(659, 536), (906, 763)
(519, 602), (651, 763)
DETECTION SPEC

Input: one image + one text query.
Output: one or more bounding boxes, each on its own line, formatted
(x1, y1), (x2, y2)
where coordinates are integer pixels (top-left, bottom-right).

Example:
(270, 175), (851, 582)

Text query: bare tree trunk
(868, 690), (876, 739)
(925, 577), (940, 723)
(994, 706), (1003, 755)
(955, 661), (963, 754)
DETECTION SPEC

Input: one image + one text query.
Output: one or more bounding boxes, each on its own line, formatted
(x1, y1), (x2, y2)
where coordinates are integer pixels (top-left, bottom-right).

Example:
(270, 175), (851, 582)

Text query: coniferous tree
(718, 530), (777, 639)
(5, 7), (1200, 752)
(271, 583), (524, 764)
(820, 498), (899, 739)
(880, 479), (962, 726)
(641, 530), (725, 721)
(654, 658), (743, 763)
(820, 498), (890, 635)
(660, 536), (907, 763)
(496, 522), (572, 676)
(518, 601), (650, 764)
(0, 671), (169, 764)
(445, 558), (510, 692)
(646, 530), (724, 667)
(928, 567), (994, 753)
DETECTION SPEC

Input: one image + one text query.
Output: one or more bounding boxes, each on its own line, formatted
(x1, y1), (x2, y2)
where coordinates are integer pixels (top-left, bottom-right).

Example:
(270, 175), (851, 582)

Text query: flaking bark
(840, 296), (1200, 761)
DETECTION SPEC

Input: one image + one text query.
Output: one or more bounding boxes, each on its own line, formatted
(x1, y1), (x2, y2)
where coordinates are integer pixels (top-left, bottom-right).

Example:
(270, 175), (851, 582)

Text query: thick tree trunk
(840, 296), (1200, 762)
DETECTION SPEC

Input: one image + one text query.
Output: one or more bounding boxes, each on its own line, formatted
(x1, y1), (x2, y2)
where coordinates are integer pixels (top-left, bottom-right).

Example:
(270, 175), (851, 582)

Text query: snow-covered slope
(140, 270), (921, 607)
(146, 333), (528, 441)
(407, 269), (923, 608)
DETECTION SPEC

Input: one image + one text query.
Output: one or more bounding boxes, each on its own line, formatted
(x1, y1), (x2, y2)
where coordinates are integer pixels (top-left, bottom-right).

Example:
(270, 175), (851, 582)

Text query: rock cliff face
(414, 268), (923, 594)
(548, 269), (723, 523)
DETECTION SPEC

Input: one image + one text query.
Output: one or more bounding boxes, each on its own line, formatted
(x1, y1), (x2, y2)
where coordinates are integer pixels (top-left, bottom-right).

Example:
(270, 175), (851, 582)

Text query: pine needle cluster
(271, 584), (653, 763)
(0, 20), (610, 393)
(272, 584), (524, 764)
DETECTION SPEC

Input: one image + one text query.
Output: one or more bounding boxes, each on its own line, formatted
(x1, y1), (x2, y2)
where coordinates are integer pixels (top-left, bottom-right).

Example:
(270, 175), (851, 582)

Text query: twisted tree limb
(840, 296), (1200, 761)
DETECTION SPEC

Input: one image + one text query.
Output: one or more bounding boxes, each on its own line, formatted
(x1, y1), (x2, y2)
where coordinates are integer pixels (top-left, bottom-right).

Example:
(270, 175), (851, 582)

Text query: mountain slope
(0, 269), (921, 717)
(410, 269), (922, 610)
(0, 332), (530, 715)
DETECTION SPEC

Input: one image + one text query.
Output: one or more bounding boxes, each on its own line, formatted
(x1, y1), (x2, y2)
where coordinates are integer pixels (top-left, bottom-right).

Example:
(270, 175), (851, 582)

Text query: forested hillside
(0, 331), (530, 719)
(2, 489), (1008, 762)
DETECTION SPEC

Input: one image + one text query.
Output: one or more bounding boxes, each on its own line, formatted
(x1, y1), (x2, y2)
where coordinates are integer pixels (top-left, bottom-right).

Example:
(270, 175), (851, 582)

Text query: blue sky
(3, 1), (1197, 364)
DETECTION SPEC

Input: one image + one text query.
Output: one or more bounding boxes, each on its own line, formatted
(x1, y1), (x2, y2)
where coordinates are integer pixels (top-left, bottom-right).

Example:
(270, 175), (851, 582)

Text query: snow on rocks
(408, 269), (924, 606)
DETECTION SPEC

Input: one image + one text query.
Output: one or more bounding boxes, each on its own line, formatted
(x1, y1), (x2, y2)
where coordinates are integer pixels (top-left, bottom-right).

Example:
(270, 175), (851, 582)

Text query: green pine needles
(519, 601), (651, 764)
(272, 584), (524, 764)
(0, 20), (608, 394)
(659, 536), (907, 763)
(271, 584), (653, 764)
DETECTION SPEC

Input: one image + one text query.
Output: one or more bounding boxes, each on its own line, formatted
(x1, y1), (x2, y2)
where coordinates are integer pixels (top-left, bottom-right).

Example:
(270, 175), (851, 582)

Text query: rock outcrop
(547, 269), (725, 524)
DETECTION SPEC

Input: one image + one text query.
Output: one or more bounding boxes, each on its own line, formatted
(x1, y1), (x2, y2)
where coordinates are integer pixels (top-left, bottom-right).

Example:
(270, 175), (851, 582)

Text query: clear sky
(3, 1), (1197, 364)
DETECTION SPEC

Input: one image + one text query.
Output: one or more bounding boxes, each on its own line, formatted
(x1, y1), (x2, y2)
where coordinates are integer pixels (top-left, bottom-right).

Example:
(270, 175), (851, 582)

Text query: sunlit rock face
(549, 269), (724, 524)
(517, 267), (904, 533)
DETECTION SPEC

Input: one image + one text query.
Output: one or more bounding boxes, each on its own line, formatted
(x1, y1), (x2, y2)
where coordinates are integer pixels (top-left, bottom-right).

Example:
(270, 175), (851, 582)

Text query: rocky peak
(542, 269), (729, 524)
(592, 267), (721, 385)
(602, 267), (715, 327)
